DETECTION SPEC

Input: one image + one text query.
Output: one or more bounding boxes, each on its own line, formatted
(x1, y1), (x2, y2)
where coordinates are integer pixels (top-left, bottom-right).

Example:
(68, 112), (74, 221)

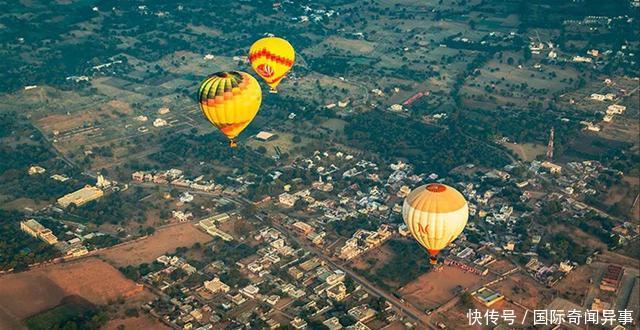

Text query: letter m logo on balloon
(417, 223), (430, 234)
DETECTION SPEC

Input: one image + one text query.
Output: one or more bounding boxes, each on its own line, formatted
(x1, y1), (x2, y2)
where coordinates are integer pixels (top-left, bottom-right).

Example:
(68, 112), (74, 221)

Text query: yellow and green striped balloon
(197, 71), (262, 147)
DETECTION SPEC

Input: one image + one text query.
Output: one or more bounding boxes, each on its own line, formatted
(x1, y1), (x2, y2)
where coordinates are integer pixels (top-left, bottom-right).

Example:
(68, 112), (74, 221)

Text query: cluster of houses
(525, 258), (576, 286)
(132, 168), (219, 192)
(143, 221), (387, 329)
(338, 225), (392, 260)
(20, 218), (93, 258)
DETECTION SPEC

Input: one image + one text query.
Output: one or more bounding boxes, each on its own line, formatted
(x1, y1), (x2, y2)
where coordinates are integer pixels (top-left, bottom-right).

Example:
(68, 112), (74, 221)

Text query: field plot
(489, 272), (553, 309)
(399, 265), (484, 310)
(0, 258), (144, 329)
(501, 142), (546, 161)
(103, 315), (169, 330)
(98, 223), (212, 267)
(554, 264), (595, 305)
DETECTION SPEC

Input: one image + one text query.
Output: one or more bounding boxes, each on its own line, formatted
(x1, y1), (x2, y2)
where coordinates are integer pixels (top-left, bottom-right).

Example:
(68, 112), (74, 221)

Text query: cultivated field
(98, 223), (212, 267)
(0, 258), (144, 329)
(399, 265), (484, 310)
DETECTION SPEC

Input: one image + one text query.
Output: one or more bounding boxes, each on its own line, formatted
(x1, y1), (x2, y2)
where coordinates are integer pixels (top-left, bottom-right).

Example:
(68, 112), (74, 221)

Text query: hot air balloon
(249, 37), (295, 93)
(402, 183), (468, 264)
(197, 71), (262, 148)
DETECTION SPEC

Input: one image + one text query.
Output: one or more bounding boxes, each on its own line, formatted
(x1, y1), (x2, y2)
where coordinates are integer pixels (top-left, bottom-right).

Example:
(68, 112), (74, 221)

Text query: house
(265, 295), (280, 306)
(540, 161), (562, 174)
(57, 185), (104, 207)
(279, 193), (298, 208)
(179, 192), (194, 203)
(256, 131), (275, 141)
(28, 166), (46, 175)
(292, 221), (314, 235)
(326, 282), (347, 301)
(241, 284), (259, 299)
(348, 305), (376, 323)
(573, 56), (592, 63)
(158, 107), (170, 115)
(397, 185), (411, 197)
(590, 93), (606, 101)
(323, 317), (343, 330)
(153, 118), (168, 127)
(472, 287), (504, 307)
(288, 266), (304, 280)
(606, 104), (626, 114)
(290, 317), (308, 330)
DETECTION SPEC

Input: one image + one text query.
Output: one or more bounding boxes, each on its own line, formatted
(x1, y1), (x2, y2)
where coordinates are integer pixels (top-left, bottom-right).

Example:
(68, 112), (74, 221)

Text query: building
(397, 185), (411, 197)
(590, 93), (606, 101)
(204, 277), (231, 294)
(288, 266), (304, 280)
(540, 161), (562, 174)
(51, 174), (70, 182)
(607, 104), (626, 114)
(600, 264), (624, 292)
(240, 284), (259, 299)
(28, 165), (46, 175)
(290, 317), (308, 330)
(348, 305), (376, 323)
(472, 287), (504, 307)
(323, 317), (343, 330)
(256, 131), (275, 141)
(20, 219), (58, 245)
(326, 282), (347, 301)
(292, 221), (314, 235)
(153, 118), (168, 127)
(279, 193), (298, 208)
(573, 56), (592, 63)
(57, 185), (104, 207)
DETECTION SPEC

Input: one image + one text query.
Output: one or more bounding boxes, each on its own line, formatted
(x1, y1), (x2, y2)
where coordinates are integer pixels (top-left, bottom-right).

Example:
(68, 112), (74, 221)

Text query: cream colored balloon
(402, 183), (468, 264)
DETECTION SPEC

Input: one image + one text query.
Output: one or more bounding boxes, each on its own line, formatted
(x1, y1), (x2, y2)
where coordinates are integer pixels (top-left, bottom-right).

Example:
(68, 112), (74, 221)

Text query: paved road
(269, 218), (428, 326)
(128, 181), (429, 325)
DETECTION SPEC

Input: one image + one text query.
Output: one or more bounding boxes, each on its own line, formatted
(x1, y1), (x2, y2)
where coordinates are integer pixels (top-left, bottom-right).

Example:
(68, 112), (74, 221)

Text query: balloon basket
(269, 88), (278, 94)
(429, 256), (438, 265)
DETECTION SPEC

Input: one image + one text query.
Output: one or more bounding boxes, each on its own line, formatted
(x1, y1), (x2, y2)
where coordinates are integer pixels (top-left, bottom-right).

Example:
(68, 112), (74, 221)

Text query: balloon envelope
(402, 183), (468, 263)
(197, 71), (262, 147)
(249, 37), (295, 92)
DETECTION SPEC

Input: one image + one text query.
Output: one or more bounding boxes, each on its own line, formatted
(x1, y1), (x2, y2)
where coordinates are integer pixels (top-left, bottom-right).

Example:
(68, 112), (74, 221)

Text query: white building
(204, 278), (230, 294)
(153, 118), (168, 127)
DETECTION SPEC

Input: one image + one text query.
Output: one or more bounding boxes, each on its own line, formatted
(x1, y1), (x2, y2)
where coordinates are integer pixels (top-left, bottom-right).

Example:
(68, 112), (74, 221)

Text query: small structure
(153, 118), (168, 127)
(204, 277), (231, 294)
(255, 131), (275, 141)
(472, 287), (504, 307)
(28, 166), (46, 175)
(600, 264), (624, 292)
(540, 161), (562, 174)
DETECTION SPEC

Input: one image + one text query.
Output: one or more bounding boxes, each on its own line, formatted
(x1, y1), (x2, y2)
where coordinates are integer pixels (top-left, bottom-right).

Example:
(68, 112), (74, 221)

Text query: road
(269, 218), (428, 326)
(128, 180), (429, 325)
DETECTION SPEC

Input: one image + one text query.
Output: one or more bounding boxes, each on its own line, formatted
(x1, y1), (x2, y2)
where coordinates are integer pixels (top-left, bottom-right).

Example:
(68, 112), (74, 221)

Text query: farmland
(0, 258), (146, 329)
(98, 223), (212, 267)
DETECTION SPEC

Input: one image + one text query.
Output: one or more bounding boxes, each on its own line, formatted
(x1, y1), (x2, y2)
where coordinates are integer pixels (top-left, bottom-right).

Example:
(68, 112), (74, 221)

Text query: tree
(461, 292), (474, 309)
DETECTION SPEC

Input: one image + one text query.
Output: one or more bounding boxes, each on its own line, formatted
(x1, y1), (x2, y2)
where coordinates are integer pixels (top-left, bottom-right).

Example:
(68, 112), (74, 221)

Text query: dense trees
(345, 111), (509, 174)
(0, 210), (62, 271)
(372, 239), (431, 288)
